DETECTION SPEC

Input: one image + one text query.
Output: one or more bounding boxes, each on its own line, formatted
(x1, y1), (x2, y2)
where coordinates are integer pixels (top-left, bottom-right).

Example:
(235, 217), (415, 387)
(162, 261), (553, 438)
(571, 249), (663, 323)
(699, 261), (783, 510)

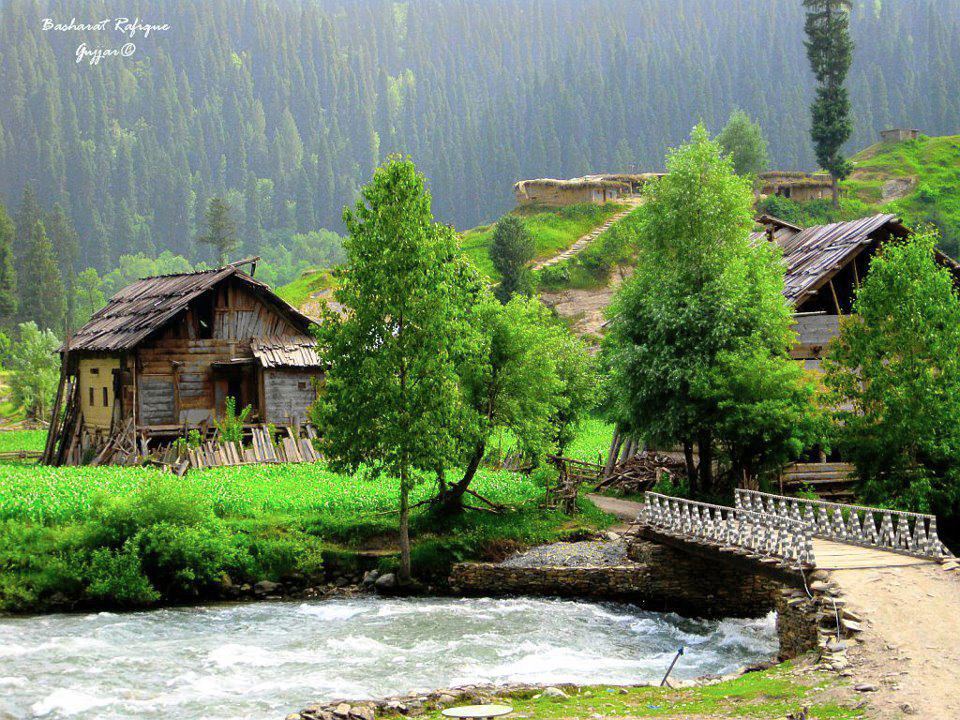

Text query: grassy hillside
(760, 135), (960, 259)
(460, 202), (628, 277)
(845, 134), (960, 257)
(275, 268), (336, 311)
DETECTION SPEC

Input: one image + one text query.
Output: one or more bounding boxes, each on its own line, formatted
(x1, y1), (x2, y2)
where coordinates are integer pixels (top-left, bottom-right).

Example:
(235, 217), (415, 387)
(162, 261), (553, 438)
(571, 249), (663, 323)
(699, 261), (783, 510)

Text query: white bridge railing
(639, 492), (816, 566)
(735, 489), (950, 560)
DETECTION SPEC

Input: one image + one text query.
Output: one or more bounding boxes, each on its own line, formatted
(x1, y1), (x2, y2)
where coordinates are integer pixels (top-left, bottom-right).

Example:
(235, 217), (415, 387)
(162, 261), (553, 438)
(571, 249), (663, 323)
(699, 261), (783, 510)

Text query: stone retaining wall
(450, 539), (784, 619)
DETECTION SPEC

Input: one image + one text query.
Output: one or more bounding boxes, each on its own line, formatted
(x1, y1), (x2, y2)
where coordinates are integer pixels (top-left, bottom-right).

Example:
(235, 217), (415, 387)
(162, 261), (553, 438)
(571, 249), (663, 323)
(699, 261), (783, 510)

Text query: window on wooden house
(89, 386), (95, 406)
(196, 294), (215, 339)
(102, 387), (109, 406)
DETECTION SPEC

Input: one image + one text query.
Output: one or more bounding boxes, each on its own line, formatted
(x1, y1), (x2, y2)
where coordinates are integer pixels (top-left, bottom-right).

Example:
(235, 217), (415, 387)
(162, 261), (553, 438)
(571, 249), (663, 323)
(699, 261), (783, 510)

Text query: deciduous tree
(312, 157), (475, 581)
(823, 230), (960, 515)
(9, 321), (60, 419)
(601, 125), (816, 495)
(716, 109), (769, 176)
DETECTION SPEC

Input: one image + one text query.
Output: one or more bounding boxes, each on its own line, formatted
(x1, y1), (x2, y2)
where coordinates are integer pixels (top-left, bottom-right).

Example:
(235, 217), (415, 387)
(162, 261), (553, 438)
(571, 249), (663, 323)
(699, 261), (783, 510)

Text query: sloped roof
(251, 336), (322, 368)
(66, 265), (315, 352)
(777, 214), (905, 304)
(750, 214), (907, 306)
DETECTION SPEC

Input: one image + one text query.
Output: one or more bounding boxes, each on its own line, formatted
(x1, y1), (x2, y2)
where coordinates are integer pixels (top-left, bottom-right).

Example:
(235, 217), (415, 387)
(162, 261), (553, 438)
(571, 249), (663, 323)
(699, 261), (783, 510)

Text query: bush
(85, 545), (160, 605)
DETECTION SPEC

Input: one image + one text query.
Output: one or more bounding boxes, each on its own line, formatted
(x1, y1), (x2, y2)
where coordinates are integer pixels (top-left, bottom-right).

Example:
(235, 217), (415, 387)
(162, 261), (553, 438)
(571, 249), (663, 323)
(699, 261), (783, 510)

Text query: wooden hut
(603, 214), (960, 475)
(44, 259), (324, 465)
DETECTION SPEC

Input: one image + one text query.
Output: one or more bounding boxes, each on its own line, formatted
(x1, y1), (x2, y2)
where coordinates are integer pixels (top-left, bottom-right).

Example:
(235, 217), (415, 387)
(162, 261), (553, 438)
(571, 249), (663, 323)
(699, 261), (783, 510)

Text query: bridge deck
(811, 539), (937, 570)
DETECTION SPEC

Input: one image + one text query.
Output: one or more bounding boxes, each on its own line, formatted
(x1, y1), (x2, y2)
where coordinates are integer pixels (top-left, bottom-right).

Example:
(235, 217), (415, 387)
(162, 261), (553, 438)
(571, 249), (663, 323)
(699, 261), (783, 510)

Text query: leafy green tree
(72, 268), (106, 328)
(823, 230), (960, 515)
(804, 0), (854, 205)
(548, 328), (597, 457)
(9, 322), (60, 419)
(439, 295), (573, 512)
(601, 125), (815, 494)
(716, 109), (769, 176)
(0, 204), (17, 322)
(198, 197), (239, 266)
(20, 221), (66, 333)
(312, 157), (474, 581)
(489, 214), (535, 302)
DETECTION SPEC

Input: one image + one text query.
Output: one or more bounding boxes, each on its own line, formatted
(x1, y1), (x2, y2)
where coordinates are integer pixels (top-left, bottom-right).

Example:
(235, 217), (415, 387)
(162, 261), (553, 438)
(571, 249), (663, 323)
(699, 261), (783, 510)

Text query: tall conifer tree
(804, 0), (854, 205)
(0, 204), (17, 322)
(21, 220), (66, 332)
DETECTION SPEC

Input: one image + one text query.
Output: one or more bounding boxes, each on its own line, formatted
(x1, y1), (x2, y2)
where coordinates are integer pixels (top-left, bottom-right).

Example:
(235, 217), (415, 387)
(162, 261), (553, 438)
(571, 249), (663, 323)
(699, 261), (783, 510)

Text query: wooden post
(41, 336), (71, 464)
(828, 279), (843, 315)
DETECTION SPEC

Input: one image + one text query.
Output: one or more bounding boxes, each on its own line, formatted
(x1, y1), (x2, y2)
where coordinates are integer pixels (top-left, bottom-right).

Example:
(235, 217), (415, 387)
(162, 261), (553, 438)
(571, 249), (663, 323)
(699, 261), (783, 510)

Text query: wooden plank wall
(262, 368), (321, 425)
(135, 278), (304, 426)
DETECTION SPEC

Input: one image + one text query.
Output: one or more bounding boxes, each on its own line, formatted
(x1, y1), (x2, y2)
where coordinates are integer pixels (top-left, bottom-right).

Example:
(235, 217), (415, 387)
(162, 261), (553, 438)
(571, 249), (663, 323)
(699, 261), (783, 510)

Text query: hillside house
(754, 213), (960, 371)
(513, 173), (663, 207)
(46, 260), (323, 465)
(758, 171), (834, 202)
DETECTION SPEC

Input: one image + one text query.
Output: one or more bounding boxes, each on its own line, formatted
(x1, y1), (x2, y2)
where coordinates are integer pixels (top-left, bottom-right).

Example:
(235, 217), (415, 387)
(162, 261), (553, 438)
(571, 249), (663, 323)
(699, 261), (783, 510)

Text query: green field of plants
(0, 429), (45, 454)
(0, 419), (615, 613)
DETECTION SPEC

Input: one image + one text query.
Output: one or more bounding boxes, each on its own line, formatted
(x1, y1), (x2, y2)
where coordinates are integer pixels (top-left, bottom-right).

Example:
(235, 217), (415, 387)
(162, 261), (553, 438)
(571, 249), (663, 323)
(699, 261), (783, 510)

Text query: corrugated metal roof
(66, 266), (315, 352)
(251, 336), (322, 368)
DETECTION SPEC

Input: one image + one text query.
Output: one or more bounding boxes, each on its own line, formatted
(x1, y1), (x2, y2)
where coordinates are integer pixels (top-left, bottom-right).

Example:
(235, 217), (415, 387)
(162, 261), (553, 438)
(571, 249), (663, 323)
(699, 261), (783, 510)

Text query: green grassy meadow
(0, 429), (45, 454)
(460, 202), (627, 277)
(422, 662), (863, 720)
(0, 418), (616, 613)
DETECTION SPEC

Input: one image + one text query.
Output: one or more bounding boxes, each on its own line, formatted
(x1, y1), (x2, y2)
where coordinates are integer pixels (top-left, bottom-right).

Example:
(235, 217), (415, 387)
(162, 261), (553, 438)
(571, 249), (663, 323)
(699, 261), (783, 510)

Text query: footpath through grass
(460, 202), (627, 277)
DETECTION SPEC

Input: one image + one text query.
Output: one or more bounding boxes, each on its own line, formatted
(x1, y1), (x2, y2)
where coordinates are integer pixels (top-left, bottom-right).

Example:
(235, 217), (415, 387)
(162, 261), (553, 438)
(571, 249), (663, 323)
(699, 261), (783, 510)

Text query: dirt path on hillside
(830, 562), (960, 719)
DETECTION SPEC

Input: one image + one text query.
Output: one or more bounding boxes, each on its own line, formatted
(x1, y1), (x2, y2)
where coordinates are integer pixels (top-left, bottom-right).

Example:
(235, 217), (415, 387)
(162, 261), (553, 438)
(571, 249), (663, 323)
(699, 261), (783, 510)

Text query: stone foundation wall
(450, 539), (785, 620)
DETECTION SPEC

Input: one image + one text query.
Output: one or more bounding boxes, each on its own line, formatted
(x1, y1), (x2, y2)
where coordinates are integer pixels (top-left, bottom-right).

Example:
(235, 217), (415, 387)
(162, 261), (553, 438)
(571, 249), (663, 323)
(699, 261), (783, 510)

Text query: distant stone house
(880, 128), (919, 143)
(513, 173), (662, 207)
(46, 261), (323, 464)
(758, 171), (834, 202)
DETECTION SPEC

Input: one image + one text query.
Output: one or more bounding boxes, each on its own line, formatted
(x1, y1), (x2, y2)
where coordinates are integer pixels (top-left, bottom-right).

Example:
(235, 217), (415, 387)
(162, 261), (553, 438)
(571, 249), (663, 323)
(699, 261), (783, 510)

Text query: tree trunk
(831, 177), (840, 208)
(398, 463), (411, 584)
(697, 430), (713, 495)
(436, 440), (485, 514)
(683, 438), (698, 495)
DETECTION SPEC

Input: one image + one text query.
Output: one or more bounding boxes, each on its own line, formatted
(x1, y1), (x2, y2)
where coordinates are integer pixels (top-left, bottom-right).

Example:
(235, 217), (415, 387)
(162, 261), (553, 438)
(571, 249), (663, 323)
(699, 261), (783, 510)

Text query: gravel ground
(500, 538), (634, 568)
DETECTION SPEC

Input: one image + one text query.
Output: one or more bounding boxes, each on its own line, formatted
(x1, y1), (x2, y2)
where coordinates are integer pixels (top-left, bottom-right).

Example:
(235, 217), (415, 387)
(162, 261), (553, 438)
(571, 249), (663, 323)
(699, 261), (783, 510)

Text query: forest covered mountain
(2, 0), (960, 273)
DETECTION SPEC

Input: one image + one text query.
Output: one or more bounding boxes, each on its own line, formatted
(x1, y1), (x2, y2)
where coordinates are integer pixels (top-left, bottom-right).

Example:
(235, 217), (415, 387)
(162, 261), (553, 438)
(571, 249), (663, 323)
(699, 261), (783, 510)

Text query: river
(0, 596), (777, 720)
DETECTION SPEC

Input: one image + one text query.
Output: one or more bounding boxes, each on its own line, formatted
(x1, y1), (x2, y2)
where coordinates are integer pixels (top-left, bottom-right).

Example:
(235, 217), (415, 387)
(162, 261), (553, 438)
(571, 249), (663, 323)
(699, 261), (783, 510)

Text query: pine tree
(0, 204), (17, 322)
(804, 0), (854, 205)
(489, 214), (535, 303)
(21, 221), (66, 333)
(198, 197), (239, 266)
(45, 203), (79, 332)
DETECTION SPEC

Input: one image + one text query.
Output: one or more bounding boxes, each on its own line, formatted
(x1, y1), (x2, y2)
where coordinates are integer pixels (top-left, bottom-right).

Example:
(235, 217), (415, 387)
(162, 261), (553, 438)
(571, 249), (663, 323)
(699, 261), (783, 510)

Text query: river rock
(350, 706), (375, 720)
(254, 580), (282, 595)
(854, 683), (878, 693)
(543, 687), (568, 698)
(334, 703), (352, 717)
(375, 573), (397, 591)
(362, 570), (381, 586)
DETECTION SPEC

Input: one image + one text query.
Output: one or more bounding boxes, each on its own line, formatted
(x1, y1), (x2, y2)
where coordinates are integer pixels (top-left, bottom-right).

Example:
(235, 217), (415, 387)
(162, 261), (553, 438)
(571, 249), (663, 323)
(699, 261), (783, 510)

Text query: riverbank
(0, 462), (614, 614)
(289, 658), (864, 720)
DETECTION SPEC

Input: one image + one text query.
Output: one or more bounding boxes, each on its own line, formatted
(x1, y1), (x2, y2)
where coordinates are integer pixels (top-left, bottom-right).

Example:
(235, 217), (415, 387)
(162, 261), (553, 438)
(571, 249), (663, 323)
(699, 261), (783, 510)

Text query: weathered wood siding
(134, 278), (302, 427)
(790, 314), (840, 361)
(262, 369), (321, 425)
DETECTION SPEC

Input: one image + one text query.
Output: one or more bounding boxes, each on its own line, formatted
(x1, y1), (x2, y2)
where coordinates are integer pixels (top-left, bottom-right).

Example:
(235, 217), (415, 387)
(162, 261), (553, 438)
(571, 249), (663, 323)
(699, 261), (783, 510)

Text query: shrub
(85, 545), (160, 606)
(214, 396), (252, 445)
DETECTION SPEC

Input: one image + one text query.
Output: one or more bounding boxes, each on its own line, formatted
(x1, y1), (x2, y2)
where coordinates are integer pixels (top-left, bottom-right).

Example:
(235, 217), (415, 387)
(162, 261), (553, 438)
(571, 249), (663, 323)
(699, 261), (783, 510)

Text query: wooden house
(45, 260), (323, 465)
(603, 214), (960, 481)
(754, 213), (960, 371)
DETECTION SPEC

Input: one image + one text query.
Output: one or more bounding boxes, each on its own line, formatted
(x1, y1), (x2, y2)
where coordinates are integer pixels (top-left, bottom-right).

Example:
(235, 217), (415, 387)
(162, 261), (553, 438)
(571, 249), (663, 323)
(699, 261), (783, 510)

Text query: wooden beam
(828, 279), (843, 315)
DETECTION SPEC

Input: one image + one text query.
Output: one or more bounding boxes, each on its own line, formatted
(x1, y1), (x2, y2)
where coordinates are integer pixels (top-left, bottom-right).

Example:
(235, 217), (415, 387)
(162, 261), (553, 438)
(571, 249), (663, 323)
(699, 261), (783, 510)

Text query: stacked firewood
(595, 450), (687, 495)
